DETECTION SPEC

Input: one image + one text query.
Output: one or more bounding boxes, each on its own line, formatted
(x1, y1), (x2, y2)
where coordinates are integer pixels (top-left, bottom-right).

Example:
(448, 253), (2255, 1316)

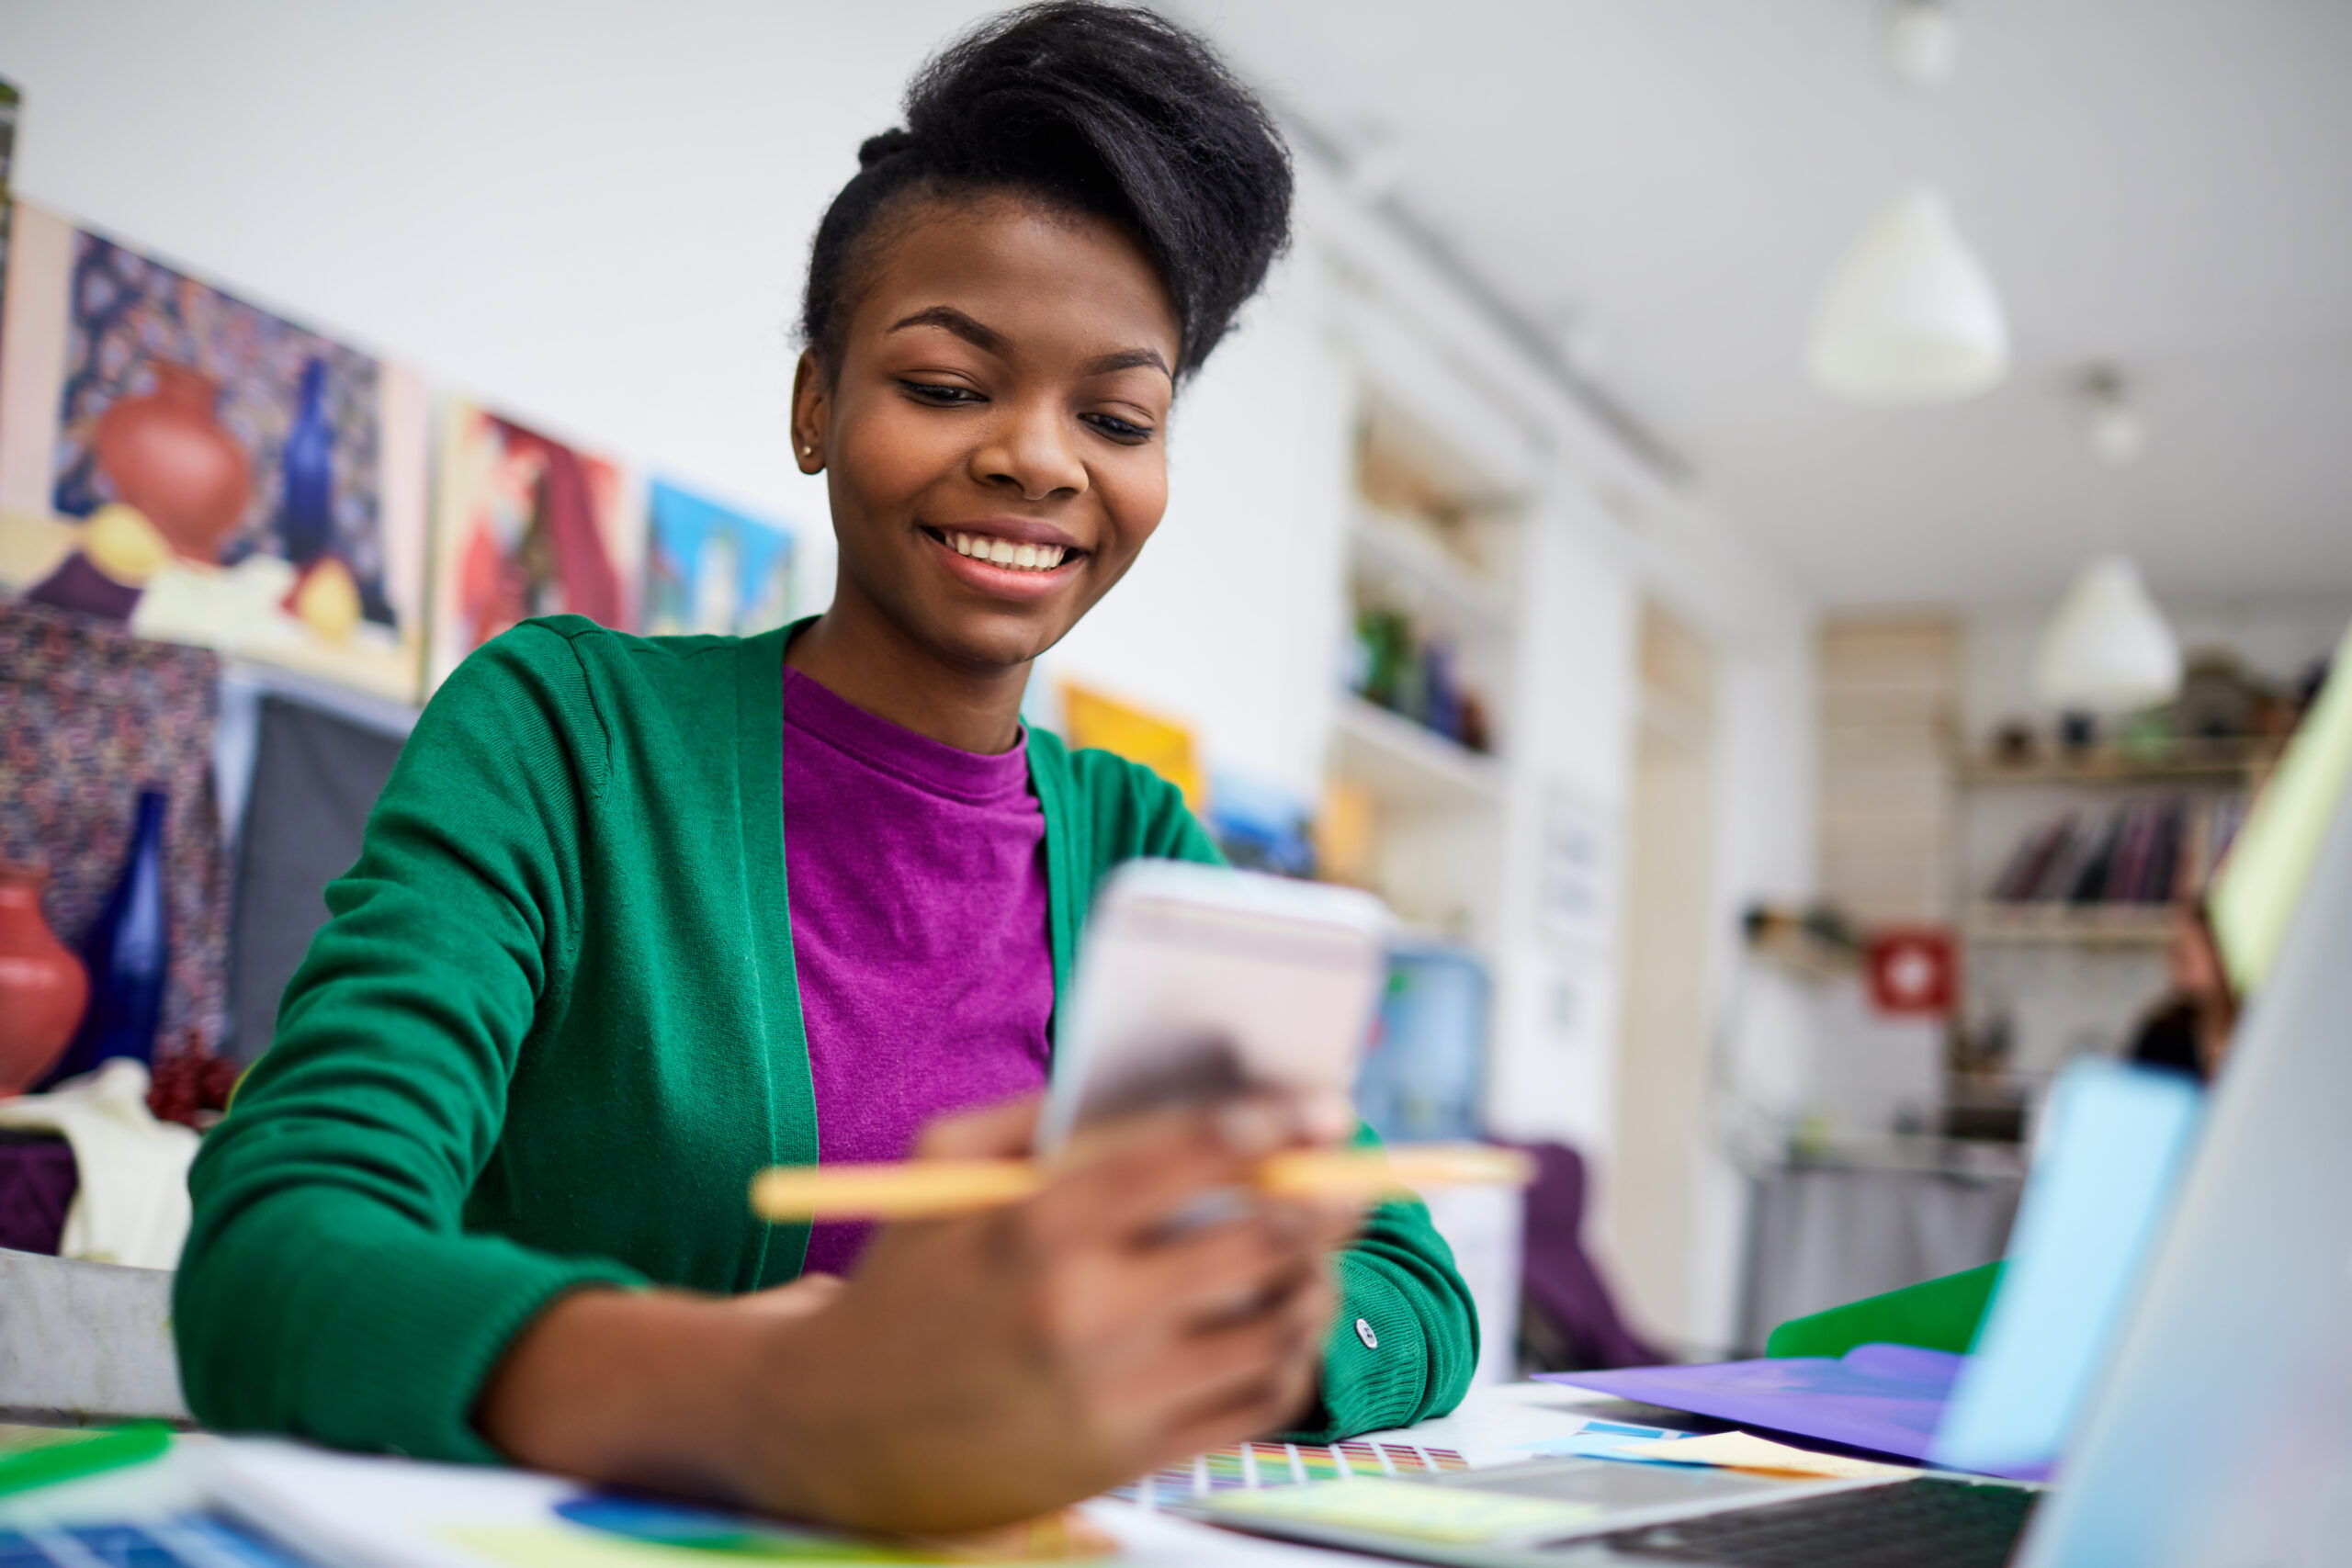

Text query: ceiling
(1175, 0), (2352, 610)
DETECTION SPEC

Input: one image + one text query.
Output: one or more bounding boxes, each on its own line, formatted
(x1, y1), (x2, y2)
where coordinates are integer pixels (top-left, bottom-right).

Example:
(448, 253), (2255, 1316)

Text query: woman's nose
(972, 398), (1088, 502)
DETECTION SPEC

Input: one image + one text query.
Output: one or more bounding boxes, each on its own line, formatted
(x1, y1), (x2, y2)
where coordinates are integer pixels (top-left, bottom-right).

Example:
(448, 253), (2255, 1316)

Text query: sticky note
(1612, 1432), (1916, 1480)
(1205, 1476), (1600, 1544)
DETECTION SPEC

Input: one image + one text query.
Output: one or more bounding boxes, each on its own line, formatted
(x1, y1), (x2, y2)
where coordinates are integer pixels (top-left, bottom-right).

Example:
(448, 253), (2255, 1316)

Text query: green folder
(1765, 1261), (2004, 1359)
(0, 1423), (172, 1498)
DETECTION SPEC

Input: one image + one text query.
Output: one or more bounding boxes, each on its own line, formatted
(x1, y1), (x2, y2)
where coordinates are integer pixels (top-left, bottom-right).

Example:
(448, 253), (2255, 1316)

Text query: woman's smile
(922, 519), (1089, 600)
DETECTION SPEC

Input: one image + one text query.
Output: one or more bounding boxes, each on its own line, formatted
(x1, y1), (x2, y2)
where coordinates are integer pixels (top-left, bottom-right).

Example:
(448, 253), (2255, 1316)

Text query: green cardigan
(176, 616), (1476, 1463)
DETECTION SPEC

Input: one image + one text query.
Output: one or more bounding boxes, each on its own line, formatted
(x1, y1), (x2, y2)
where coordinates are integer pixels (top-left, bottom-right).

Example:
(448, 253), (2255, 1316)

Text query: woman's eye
(899, 379), (981, 405)
(1083, 412), (1155, 445)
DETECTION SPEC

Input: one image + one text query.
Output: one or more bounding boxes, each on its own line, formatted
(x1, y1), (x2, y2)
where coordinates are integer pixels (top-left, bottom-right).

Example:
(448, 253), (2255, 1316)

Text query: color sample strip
(1109, 1439), (1469, 1507)
(1204, 1446), (1249, 1491)
(1295, 1445), (1345, 1482)
(1247, 1442), (1302, 1486)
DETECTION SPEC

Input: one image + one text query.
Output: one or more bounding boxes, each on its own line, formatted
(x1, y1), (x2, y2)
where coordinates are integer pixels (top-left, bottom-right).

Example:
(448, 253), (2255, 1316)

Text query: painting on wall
(0, 202), (429, 702)
(642, 479), (794, 638)
(427, 399), (638, 692)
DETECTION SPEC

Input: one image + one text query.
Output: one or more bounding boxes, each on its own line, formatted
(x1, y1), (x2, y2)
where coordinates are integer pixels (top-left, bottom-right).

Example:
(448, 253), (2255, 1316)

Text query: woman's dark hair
(799, 2), (1292, 382)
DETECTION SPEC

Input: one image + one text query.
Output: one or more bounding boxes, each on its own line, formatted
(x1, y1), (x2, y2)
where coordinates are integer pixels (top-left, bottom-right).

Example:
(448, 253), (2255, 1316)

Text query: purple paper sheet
(1538, 1343), (1965, 1462)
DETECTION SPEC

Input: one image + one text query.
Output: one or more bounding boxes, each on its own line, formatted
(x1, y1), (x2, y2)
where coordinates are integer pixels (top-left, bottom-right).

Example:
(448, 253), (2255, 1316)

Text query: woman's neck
(782, 589), (1031, 756)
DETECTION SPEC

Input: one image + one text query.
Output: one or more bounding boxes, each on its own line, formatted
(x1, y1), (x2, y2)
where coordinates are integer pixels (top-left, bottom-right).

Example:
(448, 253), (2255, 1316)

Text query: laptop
(1187, 762), (2352, 1565)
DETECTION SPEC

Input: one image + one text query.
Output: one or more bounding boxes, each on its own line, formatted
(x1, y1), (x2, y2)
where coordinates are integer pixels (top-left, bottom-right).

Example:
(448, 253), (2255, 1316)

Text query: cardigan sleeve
(1095, 753), (1483, 1437)
(174, 623), (648, 1462)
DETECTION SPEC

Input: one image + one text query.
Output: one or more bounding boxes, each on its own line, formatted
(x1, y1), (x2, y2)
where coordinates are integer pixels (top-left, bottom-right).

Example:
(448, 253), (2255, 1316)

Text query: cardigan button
(1355, 1316), (1379, 1349)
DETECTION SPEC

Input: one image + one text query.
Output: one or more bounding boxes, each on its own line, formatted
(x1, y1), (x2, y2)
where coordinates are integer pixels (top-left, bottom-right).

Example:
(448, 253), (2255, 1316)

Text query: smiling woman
(786, 199), (1182, 722)
(171, 0), (1476, 1539)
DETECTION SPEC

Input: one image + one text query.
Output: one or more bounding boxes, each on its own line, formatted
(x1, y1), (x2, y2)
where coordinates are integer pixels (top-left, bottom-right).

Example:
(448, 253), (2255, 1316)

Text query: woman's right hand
(478, 1089), (1360, 1536)
(734, 1090), (1358, 1531)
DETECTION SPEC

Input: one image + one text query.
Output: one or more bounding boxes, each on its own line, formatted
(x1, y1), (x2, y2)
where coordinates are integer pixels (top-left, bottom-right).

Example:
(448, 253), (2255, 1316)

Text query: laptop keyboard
(1590, 1478), (2038, 1568)
(0, 1516), (309, 1568)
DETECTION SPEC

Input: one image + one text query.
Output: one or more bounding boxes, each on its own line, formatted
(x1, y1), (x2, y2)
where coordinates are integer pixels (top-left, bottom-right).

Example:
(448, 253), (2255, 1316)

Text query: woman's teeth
(947, 532), (1068, 572)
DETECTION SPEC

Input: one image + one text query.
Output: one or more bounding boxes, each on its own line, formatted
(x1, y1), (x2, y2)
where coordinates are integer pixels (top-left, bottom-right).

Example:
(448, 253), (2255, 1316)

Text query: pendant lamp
(2034, 554), (2183, 714)
(1806, 186), (2010, 404)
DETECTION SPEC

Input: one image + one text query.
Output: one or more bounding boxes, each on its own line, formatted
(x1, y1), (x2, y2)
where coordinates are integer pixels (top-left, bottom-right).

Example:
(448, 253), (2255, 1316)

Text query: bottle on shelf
(38, 789), (171, 1089)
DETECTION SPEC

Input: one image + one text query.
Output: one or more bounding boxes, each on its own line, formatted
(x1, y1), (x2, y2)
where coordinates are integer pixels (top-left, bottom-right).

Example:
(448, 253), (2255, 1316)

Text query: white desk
(0, 1382), (1631, 1566)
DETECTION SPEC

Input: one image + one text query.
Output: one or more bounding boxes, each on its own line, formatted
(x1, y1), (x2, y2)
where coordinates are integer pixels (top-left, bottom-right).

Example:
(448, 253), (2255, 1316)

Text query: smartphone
(1036, 860), (1390, 1154)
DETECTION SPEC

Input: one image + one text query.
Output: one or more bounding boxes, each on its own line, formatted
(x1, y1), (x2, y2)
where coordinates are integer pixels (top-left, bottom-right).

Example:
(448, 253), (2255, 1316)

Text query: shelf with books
(1980, 793), (2246, 910)
(1963, 903), (2177, 947)
(1957, 741), (2278, 788)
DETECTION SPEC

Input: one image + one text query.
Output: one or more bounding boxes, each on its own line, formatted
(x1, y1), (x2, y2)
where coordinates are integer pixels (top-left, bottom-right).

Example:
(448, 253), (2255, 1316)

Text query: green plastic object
(1766, 1261), (2006, 1360)
(0, 1423), (172, 1498)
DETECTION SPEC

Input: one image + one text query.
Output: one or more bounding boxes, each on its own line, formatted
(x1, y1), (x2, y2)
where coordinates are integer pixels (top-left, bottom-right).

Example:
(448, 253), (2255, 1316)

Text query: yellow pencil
(748, 1144), (1533, 1223)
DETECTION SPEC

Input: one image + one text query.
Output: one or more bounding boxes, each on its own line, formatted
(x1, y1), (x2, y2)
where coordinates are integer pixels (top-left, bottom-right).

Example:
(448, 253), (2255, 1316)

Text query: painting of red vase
(0, 201), (429, 702)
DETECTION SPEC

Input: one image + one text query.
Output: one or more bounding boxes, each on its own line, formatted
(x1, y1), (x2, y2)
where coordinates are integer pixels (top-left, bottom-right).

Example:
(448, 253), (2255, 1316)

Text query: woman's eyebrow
(886, 305), (1170, 381)
(888, 305), (1005, 355)
(1080, 347), (1171, 379)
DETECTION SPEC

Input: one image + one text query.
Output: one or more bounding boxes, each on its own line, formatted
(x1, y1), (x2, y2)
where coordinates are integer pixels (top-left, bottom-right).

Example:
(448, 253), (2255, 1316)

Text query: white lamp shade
(2034, 554), (2183, 713)
(1807, 186), (2010, 404)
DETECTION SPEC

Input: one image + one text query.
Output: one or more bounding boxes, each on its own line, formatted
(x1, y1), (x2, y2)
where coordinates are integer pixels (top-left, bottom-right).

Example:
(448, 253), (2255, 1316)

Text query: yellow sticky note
(2209, 619), (2352, 998)
(1205, 1475), (1599, 1544)
(1614, 1432), (1915, 1481)
(440, 1525), (933, 1566)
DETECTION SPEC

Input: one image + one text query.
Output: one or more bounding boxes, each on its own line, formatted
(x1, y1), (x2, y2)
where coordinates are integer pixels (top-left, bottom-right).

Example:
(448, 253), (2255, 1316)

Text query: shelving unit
(1954, 739), (2254, 1084)
(1324, 391), (1522, 949)
(1962, 902), (2176, 947)
(1346, 508), (1517, 642)
(1957, 741), (2275, 789)
(1333, 694), (1507, 810)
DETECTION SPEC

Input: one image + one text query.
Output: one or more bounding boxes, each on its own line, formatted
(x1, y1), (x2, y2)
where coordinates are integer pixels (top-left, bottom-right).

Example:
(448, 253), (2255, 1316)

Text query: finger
(1154, 1348), (1325, 1459)
(1291, 1087), (1359, 1146)
(1256, 1191), (1365, 1254)
(912, 1092), (1043, 1159)
(729, 1270), (846, 1321)
(1126, 1275), (1335, 1460)
(1025, 1102), (1272, 1250)
(1123, 1210), (1340, 1328)
(1123, 1260), (1333, 1421)
(1091, 1222), (1309, 1334)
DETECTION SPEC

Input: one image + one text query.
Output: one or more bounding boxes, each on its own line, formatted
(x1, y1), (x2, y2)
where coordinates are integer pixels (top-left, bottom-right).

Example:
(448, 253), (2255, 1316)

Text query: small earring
(800, 444), (815, 458)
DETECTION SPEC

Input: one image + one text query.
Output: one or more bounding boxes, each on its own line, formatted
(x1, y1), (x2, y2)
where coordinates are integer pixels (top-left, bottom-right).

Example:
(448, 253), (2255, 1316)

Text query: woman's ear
(789, 349), (830, 474)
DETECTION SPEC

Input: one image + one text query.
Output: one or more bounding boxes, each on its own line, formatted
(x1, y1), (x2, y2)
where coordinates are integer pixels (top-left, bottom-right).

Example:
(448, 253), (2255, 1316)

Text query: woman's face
(793, 197), (1181, 673)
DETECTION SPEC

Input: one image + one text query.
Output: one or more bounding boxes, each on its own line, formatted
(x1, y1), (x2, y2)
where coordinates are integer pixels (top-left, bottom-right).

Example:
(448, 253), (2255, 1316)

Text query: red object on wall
(94, 362), (252, 563)
(0, 862), (89, 1093)
(1866, 926), (1957, 1017)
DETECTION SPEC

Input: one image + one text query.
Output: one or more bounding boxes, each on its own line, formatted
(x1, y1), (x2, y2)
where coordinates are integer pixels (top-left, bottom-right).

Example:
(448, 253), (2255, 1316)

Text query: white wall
(6, 0), (1827, 1351)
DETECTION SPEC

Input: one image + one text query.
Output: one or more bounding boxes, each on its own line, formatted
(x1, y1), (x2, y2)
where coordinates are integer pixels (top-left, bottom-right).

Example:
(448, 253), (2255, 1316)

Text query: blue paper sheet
(1929, 1061), (2203, 1477)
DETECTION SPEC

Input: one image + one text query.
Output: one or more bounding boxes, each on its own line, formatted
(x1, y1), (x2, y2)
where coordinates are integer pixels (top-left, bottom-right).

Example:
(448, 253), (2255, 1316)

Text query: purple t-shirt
(780, 667), (1054, 1275)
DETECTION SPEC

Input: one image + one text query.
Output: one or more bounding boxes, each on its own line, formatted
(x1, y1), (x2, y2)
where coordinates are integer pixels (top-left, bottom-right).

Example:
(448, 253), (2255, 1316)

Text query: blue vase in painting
(278, 356), (335, 567)
(39, 789), (171, 1088)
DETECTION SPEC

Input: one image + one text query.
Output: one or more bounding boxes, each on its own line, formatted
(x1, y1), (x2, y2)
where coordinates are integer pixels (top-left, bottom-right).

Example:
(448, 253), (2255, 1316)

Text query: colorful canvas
(0, 603), (231, 1058)
(428, 400), (639, 692)
(1057, 680), (1204, 808)
(0, 202), (429, 702)
(643, 479), (794, 637)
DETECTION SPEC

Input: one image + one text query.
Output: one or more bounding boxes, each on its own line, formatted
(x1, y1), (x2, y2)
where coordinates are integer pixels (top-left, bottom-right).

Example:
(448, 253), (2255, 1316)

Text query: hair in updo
(799, 2), (1293, 382)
